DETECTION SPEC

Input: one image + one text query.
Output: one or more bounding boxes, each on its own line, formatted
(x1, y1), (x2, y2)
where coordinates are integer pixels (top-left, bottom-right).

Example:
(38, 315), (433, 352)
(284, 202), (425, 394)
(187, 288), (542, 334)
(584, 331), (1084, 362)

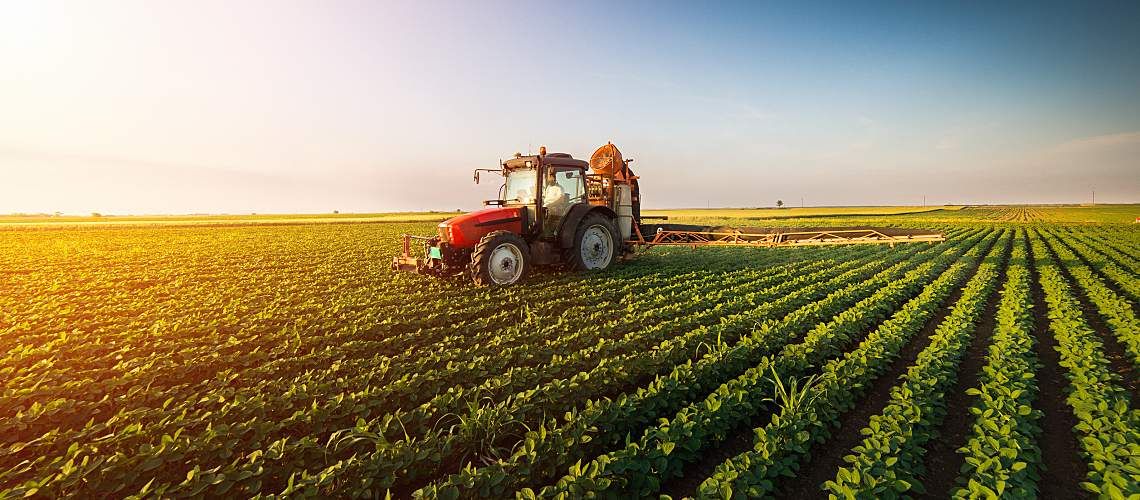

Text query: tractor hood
(438, 206), (526, 248)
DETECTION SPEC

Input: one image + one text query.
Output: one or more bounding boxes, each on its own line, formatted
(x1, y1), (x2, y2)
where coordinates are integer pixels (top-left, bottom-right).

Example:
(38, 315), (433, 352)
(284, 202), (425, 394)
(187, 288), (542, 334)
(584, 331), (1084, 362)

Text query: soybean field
(1, 205), (1138, 498)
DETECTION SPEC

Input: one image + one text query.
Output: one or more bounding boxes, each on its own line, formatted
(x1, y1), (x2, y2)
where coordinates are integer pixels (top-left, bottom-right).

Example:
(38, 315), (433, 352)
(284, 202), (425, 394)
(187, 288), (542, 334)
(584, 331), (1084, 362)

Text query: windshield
(503, 168), (537, 205)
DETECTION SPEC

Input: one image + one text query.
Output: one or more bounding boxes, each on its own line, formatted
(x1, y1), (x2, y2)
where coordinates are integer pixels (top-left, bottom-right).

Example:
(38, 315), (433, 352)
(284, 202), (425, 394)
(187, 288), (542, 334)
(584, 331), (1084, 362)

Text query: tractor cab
(492, 150), (589, 239)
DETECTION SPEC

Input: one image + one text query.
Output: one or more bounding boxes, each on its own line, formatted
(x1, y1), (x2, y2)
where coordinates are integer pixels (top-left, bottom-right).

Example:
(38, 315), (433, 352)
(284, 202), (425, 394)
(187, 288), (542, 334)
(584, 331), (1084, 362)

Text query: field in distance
(642, 204), (963, 219)
(1, 205), (1137, 498)
(0, 211), (457, 226)
(7, 204), (1138, 228)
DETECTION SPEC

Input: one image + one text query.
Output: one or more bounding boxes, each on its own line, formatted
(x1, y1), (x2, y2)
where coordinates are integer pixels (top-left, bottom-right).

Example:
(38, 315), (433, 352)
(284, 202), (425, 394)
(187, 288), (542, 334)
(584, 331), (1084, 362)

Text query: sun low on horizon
(2, 0), (1138, 215)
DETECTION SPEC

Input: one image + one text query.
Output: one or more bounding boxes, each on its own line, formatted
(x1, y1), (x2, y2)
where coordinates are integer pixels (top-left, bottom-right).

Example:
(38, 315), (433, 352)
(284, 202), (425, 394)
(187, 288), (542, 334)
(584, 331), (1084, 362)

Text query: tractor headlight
(438, 222), (463, 244)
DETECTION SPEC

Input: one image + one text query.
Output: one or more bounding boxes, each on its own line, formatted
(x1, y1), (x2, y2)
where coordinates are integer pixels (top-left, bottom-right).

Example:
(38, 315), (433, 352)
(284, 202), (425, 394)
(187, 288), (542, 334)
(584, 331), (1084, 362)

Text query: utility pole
(922, 195), (926, 208)
(800, 196), (804, 208)
(1091, 186), (1095, 206)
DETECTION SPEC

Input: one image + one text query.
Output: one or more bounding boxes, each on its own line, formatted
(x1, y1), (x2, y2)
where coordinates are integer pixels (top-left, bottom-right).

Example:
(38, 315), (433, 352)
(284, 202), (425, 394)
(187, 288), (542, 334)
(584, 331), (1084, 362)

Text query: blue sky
(1, 0), (1137, 213)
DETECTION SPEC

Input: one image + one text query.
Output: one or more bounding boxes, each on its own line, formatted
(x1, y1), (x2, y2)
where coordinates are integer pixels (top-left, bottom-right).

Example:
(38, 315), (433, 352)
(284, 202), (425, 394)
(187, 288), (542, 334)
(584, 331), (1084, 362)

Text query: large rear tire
(470, 231), (531, 286)
(564, 213), (619, 271)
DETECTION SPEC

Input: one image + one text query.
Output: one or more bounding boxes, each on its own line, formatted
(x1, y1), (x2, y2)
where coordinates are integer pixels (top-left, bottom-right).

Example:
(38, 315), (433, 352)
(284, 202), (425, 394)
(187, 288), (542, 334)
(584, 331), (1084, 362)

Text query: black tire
(564, 212), (619, 271)
(469, 231), (531, 286)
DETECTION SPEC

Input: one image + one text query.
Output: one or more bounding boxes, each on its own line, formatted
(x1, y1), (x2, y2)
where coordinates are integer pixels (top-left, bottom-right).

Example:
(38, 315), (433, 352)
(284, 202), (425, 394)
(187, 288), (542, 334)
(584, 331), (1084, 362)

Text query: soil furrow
(1041, 233), (1140, 402)
(918, 234), (1010, 497)
(655, 235), (996, 499)
(1053, 231), (1140, 314)
(1028, 240), (1086, 499)
(773, 264), (974, 497)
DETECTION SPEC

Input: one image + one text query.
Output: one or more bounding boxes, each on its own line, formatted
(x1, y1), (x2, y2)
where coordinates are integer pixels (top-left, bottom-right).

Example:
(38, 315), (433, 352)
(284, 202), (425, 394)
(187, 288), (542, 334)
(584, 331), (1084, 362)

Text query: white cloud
(1049, 131), (1140, 154)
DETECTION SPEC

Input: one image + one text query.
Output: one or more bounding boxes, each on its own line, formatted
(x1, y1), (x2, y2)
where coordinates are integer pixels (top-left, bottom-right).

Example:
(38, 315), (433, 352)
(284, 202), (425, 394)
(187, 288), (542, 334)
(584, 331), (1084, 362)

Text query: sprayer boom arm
(633, 225), (944, 248)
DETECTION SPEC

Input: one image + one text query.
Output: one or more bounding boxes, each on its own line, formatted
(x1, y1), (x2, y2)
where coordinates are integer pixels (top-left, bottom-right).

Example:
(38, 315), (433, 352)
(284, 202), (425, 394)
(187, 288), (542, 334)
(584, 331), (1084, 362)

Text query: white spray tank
(616, 184), (633, 239)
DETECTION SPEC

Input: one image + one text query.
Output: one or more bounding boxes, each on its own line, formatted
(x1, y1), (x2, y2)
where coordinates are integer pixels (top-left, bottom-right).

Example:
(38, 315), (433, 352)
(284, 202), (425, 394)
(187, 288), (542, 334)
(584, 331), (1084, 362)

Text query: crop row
(693, 232), (1006, 498)
(279, 231), (992, 498)
(1, 241), (769, 413)
(818, 230), (1007, 498)
(950, 232), (1043, 498)
(0, 235), (936, 496)
(513, 231), (999, 498)
(4, 216), (1137, 498)
(1, 249), (845, 478)
(693, 239), (1007, 496)
(1039, 230), (1140, 370)
(285, 231), (978, 498)
(267, 244), (895, 494)
(3, 225), (728, 484)
(1030, 232), (1140, 498)
(1054, 230), (1140, 304)
(1079, 230), (1139, 273)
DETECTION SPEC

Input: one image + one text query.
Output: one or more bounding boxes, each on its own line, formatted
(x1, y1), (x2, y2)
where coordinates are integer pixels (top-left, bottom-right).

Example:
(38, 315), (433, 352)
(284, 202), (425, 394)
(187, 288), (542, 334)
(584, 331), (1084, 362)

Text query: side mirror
(474, 168), (502, 185)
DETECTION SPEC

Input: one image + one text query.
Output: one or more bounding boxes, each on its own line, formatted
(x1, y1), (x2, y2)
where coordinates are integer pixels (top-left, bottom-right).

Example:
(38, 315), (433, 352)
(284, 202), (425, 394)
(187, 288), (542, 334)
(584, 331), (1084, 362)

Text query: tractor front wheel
(470, 231), (531, 286)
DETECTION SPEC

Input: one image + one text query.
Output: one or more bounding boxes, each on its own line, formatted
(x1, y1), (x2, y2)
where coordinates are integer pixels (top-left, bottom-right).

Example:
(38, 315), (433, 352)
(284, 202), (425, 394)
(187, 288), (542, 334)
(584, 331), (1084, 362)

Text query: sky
(2, 0), (1138, 214)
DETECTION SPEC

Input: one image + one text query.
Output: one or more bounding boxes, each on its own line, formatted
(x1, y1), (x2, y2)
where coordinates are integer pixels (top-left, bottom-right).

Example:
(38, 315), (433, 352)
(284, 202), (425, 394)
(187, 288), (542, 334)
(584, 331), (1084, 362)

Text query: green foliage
(951, 233), (1043, 498)
(694, 234), (1005, 500)
(528, 231), (997, 498)
(822, 230), (1010, 498)
(2, 213), (1136, 498)
(1027, 232), (1140, 498)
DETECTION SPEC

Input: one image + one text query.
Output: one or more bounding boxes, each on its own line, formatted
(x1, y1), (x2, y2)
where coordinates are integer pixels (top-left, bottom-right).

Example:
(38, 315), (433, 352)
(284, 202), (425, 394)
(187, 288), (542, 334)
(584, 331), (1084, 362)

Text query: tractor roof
(504, 154), (589, 170)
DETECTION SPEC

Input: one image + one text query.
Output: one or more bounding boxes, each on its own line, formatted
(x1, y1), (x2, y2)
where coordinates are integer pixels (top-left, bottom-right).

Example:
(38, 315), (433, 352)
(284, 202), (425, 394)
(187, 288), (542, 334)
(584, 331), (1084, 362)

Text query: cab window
(549, 168), (585, 205)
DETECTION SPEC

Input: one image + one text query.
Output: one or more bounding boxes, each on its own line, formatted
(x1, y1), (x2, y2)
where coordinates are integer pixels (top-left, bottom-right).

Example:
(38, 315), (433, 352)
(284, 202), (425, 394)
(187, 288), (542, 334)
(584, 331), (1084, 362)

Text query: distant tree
(333, 210), (339, 214)
(91, 212), (102, 217)
(776, 200), (784, 208)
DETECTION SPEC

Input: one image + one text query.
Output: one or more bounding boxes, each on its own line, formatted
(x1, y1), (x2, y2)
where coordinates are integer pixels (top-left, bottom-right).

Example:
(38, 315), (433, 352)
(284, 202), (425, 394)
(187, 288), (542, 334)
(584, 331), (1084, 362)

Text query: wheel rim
(580, 225), (613, 269)
(488, 243), (525, 284)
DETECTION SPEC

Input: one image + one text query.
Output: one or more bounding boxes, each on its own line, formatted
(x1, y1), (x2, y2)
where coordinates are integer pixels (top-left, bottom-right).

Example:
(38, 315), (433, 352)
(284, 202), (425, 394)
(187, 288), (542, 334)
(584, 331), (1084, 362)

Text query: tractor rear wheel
(565, 213), (619, 271)
(470, 231), (531, 286)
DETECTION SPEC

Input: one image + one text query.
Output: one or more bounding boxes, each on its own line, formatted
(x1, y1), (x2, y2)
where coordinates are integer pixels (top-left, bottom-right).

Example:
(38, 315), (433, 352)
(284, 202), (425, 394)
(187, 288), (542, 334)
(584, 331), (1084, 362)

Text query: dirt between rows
(774, 256), (982, 497)
(660, 236), (994, 498)
(1029, 244), (1086, 499)
(917, 235), (1010, 497)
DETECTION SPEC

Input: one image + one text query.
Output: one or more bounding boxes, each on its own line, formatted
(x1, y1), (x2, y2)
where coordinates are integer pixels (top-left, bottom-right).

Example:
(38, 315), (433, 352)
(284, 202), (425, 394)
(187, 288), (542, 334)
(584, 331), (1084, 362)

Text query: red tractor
(393, 142), (945, 285)
(392, 143), (640, 285)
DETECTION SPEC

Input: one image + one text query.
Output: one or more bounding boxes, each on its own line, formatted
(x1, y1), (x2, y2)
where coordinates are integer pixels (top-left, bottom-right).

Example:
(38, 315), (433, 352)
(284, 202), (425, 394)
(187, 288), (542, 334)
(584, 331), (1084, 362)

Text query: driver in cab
(542, 170), (569, 215)
(515, 187), (535, 204)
